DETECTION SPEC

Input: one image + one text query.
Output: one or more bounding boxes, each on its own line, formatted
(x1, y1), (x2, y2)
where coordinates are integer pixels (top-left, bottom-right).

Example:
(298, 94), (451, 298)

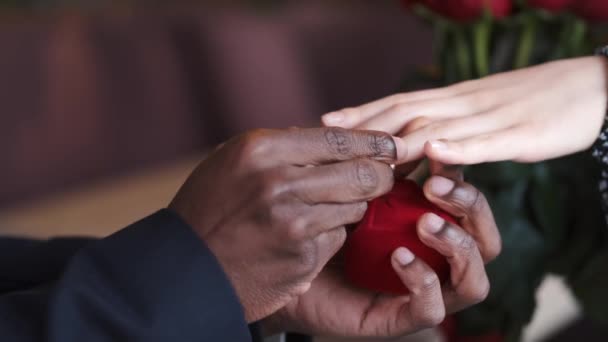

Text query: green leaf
(513, 13), (537, 69)
(473, 16), (492, 77)
(453, 27), (473, 81)
(466, 162), (533, 189)
(529, 163), (567, 247)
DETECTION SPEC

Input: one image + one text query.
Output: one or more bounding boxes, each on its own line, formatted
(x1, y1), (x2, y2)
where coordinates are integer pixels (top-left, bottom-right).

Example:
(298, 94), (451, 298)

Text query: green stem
(473, 19), (492, 77)
(551, 16), (572, 60)
(453, 28), (472, 81)
(569, 18), (587, 56)
(433, 22), (448, 67)
(443, 33), (459, 84)
(514, 15), (537, 69)
(553, 15), (588, 59)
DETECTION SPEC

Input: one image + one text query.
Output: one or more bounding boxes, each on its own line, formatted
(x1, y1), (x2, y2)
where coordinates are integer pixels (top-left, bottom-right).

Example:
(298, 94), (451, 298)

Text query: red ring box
(344, 179), (456, 294)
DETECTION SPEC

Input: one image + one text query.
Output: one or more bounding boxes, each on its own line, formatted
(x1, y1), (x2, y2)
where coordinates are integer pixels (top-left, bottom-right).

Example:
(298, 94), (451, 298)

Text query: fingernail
(394, 247), (415, 266)
(429, 176), (454, 196)
(322, 112), (345, 125)
(424, 213), (444, 234)
(429, 140), (448, 151)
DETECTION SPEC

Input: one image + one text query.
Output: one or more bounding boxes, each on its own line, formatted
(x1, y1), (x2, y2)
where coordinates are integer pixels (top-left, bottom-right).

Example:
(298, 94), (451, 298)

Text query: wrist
(576, 56), (608, 143)
(592, 55), (608, 137)
(588, 55), (608, 96)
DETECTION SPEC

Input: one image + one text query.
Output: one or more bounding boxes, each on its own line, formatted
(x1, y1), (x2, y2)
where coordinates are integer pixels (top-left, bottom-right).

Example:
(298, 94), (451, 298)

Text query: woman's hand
(262, 162), (500, 338)
(322, 56), (608, 164)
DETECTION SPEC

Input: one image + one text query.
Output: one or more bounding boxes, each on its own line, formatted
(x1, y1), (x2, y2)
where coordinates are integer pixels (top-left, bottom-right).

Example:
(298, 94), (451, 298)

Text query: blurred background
(0, 0), (431, 211)
(0, 1), (606, 341)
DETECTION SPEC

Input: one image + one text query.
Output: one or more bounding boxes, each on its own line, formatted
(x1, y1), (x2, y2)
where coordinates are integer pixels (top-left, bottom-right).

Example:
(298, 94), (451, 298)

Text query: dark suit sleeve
(0, 209), (257, 341)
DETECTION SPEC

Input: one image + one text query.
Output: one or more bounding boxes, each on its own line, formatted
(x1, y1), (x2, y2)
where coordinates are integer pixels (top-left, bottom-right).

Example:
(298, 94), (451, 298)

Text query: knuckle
(334, 228), (348, 247)
(421, 272), (441, 291)
(463, 92), (485, 110)
(325, 228), (348, 256)
(455, 232), (477, 256)
(463, 277), (491, 305)
(253, 172), (293, 224)
(338, 107), (360, 119)
(470, 190), (488, 214)
(384, 103), (411, 120)
(257, 171), (289, 202)
(284, 217), (308, 242)
(260, 202), (284, 228)
(367, 132), (397, 159)
(251, 174), (288, 224)
(411, 271), (440, 295)
(352, 202), (368, 222)
(295, 241), (318, 275)
(413, 307), (445, 328)
(473, 280), (491, 303)
(324, 127), (352, 156)
(239, 129), (275, 167)
(352, 160), (380, 196)
(487, 234), (502, 261)
(452, 184), (486, 214)
(426, 122), (446, 138)
(404, 116), (432, 133)
(389, 102), (407, 114)
(292, 282), (312, 296)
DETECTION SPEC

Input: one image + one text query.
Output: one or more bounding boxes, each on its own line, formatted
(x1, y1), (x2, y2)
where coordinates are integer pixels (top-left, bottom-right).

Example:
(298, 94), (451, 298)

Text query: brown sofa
(0, 1), (432, 208)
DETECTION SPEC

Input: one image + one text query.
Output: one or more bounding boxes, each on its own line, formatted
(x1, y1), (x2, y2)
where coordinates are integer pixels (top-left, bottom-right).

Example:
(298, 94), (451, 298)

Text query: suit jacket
(0, 209), (262, 341)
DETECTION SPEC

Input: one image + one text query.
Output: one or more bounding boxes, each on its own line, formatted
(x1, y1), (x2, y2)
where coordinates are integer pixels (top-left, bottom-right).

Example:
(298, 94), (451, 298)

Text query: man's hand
(169, 127), (398, 323)
(263, 161), (500, 338)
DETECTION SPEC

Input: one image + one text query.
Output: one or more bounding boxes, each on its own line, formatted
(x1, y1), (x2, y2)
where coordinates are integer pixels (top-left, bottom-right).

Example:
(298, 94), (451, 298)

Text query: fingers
(321, 89), (454, 129)
(423, 176), (501, 262)
(396, 112), (513, 163)
(394, 116), (432, 165)
(303, 202), (368, 237)
(424, 130), (524, 165)
(289, 158), (395, 204)
(416, 214), (490, 312)
(390, 248), (446, 331)
(354, 95), (488, 134)
(263, 198), (368, 248)
(237, 128), (400, 169)
(279, 227), (347, 292)
(280, 127), (399, 165)
(311, 227), (348, 275)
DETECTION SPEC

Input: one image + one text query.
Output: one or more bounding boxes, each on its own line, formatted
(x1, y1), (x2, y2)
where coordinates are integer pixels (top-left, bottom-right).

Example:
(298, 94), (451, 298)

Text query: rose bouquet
(402, 0), (608, 84)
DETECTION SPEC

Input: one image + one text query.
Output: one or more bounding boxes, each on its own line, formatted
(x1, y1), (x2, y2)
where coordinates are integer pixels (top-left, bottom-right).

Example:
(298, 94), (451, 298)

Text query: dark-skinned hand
(262, 160), (501, 338)
(169, 127), (398, 323)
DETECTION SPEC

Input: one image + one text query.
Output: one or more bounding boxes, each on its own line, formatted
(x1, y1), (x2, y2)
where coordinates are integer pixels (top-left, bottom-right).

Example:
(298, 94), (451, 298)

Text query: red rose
(402, 0), (513, 22)
(344, 179), (456, 294)
(527, 0), (572, 12)
(571, 0), (608, 21)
